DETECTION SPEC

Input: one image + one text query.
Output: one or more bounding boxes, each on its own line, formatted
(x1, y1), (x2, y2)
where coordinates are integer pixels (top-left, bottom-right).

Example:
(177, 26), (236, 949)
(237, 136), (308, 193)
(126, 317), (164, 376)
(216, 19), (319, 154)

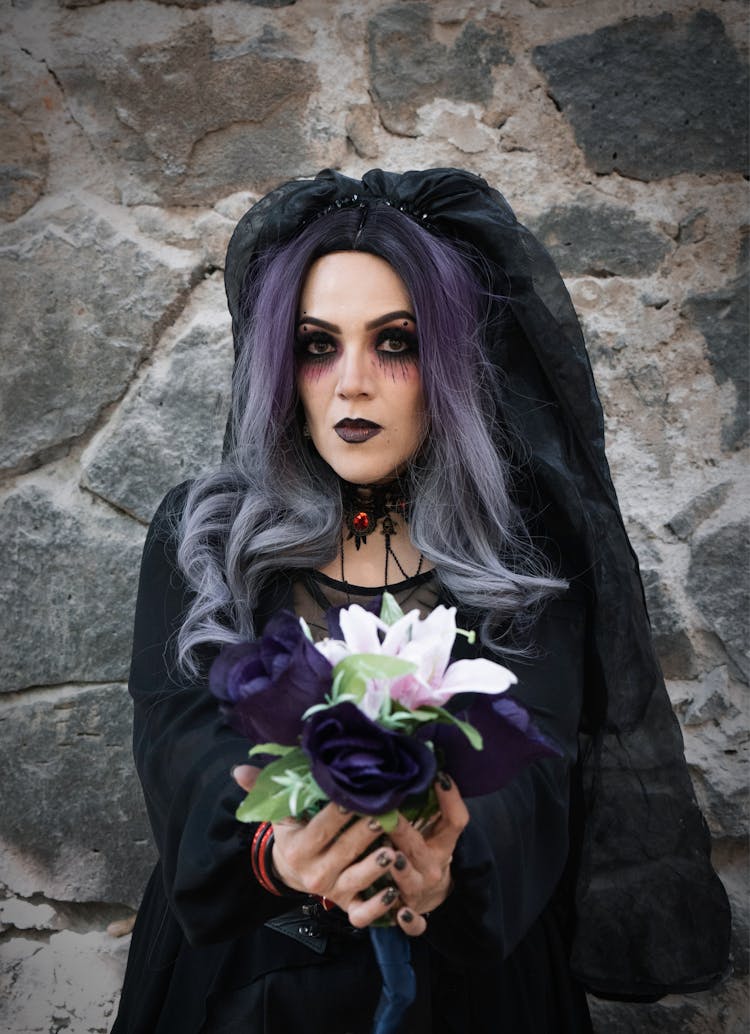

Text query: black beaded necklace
(339, 479), (424, 590)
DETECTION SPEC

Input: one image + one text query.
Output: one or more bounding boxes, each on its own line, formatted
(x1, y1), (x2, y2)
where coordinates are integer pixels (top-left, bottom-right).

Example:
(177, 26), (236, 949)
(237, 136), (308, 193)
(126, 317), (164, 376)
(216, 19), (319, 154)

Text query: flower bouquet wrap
(210, 593), (560, 1033)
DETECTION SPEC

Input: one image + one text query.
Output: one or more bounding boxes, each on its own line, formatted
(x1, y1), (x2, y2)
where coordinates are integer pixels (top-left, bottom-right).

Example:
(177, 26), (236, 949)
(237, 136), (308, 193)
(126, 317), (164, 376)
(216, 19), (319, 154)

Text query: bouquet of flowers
(210, 593), (559, 1033)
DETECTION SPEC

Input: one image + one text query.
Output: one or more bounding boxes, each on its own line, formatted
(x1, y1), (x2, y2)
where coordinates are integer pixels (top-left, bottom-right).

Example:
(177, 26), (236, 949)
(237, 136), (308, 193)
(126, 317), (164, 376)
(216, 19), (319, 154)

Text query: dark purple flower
(209, 612), (333, 745)
(431, 695), (561, 797)
(302, 702), (437, 814)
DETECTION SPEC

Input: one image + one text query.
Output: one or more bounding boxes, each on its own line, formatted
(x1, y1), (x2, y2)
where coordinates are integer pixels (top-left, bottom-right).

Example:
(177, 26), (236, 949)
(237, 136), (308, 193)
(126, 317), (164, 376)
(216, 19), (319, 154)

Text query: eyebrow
(296, 310), (416, 332)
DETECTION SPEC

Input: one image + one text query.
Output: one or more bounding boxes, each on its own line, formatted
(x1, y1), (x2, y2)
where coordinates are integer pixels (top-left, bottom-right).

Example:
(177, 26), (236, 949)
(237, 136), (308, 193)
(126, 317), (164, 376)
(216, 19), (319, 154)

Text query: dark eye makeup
(295, 329), (336, 359)
(375, 326), (419, 356)
(295, 324), (419, 364)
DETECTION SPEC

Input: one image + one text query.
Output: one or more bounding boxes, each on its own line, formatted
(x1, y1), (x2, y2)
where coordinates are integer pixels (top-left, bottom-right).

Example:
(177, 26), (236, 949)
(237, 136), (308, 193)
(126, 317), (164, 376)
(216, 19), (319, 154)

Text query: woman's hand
(387, 773), (469, 935)
(232, 767), (469, 936)
(273, 803), (404, 928)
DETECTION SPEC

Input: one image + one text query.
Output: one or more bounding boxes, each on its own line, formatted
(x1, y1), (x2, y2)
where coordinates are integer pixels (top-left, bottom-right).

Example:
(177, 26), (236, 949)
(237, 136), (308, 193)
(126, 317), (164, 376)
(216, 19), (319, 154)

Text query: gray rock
(0, 200), (194, 473)
(533, 10), (749, 179)
(0, 683), (154, 906)
(82, 280), (233, 522)
(53, 19), (317, 204)
(368, 4), (513, 136)
(528, 202), (671, 277)
(641, 568), (697, 680)
(0, 928), (131, 1032)
(687, 522), (750, 682)
(0, 102), (48, 222)
(666, 483), (732, 541)
(682, 257), (749, 452)
(588, 980), (747, 1034)
(681, 667), (737, 727)
(0, 484), (145, 693)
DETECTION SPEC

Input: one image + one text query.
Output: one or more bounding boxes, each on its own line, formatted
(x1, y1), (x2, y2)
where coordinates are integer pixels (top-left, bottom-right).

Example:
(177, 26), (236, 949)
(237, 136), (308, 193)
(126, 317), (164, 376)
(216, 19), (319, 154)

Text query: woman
(112, 169), (729, 1034)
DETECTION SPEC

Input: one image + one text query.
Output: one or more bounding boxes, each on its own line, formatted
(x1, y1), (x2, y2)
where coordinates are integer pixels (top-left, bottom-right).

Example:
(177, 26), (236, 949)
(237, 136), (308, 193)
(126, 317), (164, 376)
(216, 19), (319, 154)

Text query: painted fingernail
(367, 818), (382, 832)
(394, 853), (407, 872)
(337, 804), (350, 815)
(437, 772), (452, 791)
(376, 850), (391, 868)
(400, 909), (414, 923)
(382, 886), (398, 905)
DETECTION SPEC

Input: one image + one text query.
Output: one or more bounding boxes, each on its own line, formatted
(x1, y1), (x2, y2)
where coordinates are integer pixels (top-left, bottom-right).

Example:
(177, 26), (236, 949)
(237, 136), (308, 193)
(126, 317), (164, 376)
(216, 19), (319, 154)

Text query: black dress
(112, 485), (593, 1034)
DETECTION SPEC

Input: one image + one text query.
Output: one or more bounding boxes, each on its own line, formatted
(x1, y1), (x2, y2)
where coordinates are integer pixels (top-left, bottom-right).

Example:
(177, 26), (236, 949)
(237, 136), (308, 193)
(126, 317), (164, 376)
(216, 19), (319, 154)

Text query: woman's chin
(321, 458), (406, 487)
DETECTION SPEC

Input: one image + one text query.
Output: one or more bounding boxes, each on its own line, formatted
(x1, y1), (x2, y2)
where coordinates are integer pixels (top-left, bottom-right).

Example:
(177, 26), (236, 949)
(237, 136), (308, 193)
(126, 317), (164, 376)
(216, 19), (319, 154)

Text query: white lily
(312, 598), (516, 712)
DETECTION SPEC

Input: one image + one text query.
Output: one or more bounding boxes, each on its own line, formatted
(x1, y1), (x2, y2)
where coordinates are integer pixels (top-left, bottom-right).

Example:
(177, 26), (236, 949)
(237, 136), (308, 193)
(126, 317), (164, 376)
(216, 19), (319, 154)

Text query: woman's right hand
(232, 765), (400, 928)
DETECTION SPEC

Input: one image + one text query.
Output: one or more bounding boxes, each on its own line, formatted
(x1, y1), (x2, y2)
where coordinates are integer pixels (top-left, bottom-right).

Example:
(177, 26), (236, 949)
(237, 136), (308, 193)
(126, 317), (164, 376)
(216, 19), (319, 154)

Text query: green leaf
(418, 705), (484, 750)
(332, 653), (417, 701)
(377, 809), (399, 833)
(380, 592), (405, 626)
(248, 742), (297, 758)
(235, 749), (318, 823)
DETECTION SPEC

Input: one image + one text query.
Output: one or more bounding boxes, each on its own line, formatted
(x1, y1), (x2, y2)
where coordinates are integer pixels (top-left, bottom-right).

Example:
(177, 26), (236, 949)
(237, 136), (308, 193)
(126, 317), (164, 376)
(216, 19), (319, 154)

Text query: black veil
(223, 168), (730, 999)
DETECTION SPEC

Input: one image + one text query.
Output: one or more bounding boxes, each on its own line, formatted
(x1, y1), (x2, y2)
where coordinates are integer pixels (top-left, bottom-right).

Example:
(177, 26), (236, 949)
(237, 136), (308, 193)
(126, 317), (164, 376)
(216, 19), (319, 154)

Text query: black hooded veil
(113, 168), (729, 1034)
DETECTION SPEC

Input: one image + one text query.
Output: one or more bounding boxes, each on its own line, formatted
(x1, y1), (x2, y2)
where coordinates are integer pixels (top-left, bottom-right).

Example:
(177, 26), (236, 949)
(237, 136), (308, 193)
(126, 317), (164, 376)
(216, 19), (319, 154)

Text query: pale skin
(233, 251), (470, 936)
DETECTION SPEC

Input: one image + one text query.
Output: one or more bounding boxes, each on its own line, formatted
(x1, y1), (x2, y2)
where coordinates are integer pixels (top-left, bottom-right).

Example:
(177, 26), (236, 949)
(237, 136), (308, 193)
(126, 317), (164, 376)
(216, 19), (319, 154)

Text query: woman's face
(296, 251), (426, 486)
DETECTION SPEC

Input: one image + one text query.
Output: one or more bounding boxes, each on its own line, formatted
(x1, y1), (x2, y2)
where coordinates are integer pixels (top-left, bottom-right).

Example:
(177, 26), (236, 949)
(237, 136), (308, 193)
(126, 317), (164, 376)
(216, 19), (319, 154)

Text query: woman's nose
(336, 344), (372, 398)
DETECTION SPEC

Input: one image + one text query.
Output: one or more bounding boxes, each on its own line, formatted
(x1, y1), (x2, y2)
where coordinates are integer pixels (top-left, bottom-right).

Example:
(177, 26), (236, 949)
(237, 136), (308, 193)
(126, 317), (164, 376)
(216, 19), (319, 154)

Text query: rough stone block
(368, 3), (512, 136)
(0, 929), (129, 1034)
(588, 980), (747, 1034)
(666, 483), (732, 541)
(641, 567), (697, 680)
(0, 483), (145, 693)
(52, 16), (317, 203)
(687, 522), (750, 683)
(533, 10), (749, 179)
(81, 277), (233, 522)
(0, 683), (153, 907)
(528, 202), (671, 277)
(682, 257), (749, 452)
(0, 102), (48, 222)
(0, 198), (195, 473)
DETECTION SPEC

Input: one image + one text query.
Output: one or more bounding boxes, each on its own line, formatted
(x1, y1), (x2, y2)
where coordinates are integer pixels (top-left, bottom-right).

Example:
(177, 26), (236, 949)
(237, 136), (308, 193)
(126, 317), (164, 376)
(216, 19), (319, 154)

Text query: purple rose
(431, 695), (561, 797)
(209, 611), (332, 745)
(302, 702), (437, 814)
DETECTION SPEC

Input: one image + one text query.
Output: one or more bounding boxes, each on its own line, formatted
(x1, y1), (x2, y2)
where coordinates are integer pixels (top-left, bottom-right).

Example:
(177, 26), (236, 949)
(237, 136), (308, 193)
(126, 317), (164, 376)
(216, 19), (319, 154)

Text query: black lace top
(293, 569), (439, 643)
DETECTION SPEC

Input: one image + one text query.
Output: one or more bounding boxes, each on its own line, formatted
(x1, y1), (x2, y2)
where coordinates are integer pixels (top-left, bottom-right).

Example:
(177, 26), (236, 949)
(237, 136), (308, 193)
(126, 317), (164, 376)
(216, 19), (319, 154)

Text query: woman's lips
(334, 419), (383, 443)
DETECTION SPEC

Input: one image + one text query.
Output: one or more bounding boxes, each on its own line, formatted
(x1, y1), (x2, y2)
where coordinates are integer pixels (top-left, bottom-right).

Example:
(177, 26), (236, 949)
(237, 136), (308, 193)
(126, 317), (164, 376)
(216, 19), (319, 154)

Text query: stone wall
(0, 1), (746, 1031)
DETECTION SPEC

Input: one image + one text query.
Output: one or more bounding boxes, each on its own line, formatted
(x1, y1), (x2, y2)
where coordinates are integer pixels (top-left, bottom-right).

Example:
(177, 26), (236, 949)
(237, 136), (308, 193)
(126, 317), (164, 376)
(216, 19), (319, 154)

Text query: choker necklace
(339, 479), (424, 590)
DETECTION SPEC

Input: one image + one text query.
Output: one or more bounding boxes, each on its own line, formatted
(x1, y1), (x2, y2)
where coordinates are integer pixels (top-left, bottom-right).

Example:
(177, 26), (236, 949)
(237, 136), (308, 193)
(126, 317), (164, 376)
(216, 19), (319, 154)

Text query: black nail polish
(376, 850), (391, 868)
(367, 818), (383, 832)
(382, 886), (398, 905)
(437, 772), (452, 791)
(394, 853), (407, 871)
(400, 909), (414, 923)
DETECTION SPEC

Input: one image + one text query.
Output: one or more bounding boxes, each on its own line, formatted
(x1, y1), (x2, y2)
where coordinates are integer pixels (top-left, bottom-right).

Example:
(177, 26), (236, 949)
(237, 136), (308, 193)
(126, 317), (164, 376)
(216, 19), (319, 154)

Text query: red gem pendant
(352, 511), (370, 533)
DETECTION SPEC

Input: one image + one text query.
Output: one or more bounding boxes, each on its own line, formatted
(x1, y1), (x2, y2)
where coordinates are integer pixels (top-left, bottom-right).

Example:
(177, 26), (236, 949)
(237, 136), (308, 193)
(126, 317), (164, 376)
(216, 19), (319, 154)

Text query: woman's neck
(317, 477), (432, 588)
(318, 529), (429, 588)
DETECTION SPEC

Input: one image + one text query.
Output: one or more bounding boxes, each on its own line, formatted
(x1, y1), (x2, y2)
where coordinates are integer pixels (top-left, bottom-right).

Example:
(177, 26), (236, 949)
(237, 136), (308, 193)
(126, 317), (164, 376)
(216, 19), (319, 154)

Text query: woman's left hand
(387, 773), (469, 937)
